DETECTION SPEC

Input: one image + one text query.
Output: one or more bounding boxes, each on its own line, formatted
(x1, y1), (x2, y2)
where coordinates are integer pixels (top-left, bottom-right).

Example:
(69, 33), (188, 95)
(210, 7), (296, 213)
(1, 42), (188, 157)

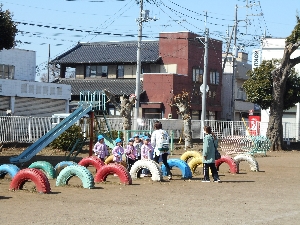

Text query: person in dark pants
(151, 120), (172, 180)
(202, 126), (221, 182)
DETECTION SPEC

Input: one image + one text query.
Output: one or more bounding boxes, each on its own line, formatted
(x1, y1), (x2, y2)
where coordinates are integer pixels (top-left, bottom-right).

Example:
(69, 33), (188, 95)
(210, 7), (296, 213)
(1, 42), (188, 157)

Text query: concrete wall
(0, 48), (36, 81)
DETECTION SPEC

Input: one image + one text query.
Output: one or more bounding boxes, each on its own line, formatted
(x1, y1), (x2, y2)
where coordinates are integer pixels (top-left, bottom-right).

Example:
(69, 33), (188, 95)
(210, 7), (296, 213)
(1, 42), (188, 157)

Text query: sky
(0, 0), (299, 79)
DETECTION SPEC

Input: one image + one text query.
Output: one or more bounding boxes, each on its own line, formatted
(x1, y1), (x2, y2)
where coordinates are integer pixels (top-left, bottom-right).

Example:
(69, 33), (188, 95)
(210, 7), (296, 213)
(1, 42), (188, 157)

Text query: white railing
(0, 116), (299, 143)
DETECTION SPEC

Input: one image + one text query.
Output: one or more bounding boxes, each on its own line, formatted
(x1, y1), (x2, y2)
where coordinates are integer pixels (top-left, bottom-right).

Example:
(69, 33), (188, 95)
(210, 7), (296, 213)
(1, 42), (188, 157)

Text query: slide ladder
(10, 105), (92, 164)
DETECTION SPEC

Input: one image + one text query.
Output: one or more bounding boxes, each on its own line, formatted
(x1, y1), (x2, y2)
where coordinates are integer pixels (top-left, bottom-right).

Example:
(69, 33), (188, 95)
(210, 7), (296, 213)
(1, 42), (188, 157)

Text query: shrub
(50, 125), (84, 151)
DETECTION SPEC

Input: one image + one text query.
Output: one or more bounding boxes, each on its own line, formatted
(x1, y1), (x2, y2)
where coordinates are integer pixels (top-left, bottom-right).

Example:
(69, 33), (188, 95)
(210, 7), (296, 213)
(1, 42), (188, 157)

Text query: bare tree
(170, 90), (193, 149)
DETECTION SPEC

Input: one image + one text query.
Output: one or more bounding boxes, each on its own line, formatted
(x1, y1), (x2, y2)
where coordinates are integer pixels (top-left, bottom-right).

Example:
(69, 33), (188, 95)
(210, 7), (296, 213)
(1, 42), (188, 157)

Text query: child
(93, 134), (109, 162)
(141, 136), (154, 160)
(133, 134), (143, 160)
(141, 136), (154, 177)
(112, 138), (124, 164)
(125, 138), (137, 171)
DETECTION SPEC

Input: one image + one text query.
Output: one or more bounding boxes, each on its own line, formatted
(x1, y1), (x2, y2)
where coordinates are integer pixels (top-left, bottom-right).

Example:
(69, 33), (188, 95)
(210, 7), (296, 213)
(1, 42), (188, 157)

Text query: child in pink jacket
(112, 138), (124, 163)
(141, 136), (154, 160)
(140, 136), (154, 177)
(125, 138), (137, 171)
(93, 134), (109, 162)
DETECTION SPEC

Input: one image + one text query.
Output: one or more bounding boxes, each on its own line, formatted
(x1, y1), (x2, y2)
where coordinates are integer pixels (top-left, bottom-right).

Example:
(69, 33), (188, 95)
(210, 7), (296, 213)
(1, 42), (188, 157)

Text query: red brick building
(142, 32), (222, 120)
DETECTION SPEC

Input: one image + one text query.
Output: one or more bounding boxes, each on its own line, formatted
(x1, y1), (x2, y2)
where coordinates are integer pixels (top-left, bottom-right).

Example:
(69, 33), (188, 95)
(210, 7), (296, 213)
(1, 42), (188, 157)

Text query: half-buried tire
(9, 168), (51, 194)
(56, 165), (94, 189)
(180, 151), (202, 163)
(188, 157), (203, 174)
(233, 154), (259, 172)
(161, 159), (192, 179)
(129, 159), (162, 182)
(215, 155), (238, 174)
(0, 164), (20, 179)
(28, 161), (56, 179)
(78, 156), (105, 171)
(54, 161), (77, 176)
(94, 164), (132, 185)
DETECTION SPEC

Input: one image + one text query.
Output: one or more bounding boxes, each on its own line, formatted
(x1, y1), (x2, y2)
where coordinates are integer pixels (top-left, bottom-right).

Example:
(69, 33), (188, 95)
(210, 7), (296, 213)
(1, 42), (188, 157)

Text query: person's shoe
(213, 179), (221, 183)
(140, 174), (145, 177)
(168, 175), (172, 180)
(202, 179), (210, 182)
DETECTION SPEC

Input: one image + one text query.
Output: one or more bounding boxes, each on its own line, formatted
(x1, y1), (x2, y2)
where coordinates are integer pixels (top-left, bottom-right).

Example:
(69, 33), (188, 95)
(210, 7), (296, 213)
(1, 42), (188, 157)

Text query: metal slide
(10, 105), (92, 164)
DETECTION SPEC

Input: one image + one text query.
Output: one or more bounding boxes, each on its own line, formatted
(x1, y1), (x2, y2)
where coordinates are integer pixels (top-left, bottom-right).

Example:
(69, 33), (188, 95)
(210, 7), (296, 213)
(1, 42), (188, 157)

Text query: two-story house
(51, 31), (223, 120)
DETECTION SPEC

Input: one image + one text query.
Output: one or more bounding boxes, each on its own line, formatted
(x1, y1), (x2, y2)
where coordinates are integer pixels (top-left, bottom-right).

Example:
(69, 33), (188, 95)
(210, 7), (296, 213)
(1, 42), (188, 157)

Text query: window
(210, 71), (219, 85)
(193, 68), (203, 82)
(143, 108), (161, 119)
(237, 87), (246, 100)
(117, 65), (124, 78)
(86, 65), (108, 78)
(191, 110), (200, 120)
(208, 111), (216, 120)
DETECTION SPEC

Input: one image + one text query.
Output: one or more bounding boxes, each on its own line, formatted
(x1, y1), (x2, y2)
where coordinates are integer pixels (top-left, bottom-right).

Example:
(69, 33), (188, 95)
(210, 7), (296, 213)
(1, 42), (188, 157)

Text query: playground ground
(0, 144), (300, 225)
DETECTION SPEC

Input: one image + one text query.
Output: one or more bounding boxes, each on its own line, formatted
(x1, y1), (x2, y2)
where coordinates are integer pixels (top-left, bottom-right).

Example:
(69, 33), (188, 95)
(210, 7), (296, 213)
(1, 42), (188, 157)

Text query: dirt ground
(0, 143), (300, 225)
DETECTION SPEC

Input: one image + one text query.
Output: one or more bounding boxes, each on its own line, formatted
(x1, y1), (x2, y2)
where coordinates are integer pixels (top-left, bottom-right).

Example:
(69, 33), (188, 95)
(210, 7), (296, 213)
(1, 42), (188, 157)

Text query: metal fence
(1, 116), (299, 143)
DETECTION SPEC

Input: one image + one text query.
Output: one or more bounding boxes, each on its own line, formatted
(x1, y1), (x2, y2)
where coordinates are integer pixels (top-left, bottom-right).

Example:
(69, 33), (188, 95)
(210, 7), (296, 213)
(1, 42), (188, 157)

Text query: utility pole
(133, 0), (143, 131)
(231, 5), (238, 121)
(200, 12), (209, 136)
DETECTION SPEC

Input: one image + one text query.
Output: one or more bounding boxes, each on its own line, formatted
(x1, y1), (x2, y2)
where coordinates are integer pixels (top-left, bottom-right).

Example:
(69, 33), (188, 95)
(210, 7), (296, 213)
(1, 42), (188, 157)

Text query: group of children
(93, 134), (154, 175)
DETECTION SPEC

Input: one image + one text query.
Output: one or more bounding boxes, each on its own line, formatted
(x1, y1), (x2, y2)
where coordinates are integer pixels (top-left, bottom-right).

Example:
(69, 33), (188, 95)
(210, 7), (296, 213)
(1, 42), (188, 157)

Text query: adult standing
(202, 126), (221, 182)
(151, 120), (172, 180)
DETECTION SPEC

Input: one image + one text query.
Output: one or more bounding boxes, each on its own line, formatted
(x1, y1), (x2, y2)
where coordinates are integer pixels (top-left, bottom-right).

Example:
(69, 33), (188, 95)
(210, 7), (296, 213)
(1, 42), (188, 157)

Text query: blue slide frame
(10, 105), (92, 164)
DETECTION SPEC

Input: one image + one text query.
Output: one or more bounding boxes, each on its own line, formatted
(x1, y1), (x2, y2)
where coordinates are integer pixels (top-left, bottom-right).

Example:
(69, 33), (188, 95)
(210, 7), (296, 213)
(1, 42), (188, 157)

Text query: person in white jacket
(151, 120), (172, 180)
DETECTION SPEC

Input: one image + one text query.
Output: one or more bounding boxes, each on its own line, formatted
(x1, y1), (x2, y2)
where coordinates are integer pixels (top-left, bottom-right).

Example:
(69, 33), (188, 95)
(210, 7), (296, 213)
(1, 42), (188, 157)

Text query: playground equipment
(54, 161), (77, 176)
(215, 155), (238, 174)
(94, 163), (132, 185)
(0, 164), (20, 179)
(161, 159), (192, 179)
(220, 135), (271, 156)
(78, 156), (105, 171)
(233, 154), (259, 172)
(65, 137), (87, 161)
(180, 151), (202, 163)
(129, 159), (163, 181)
(28, 161), (56, 179)
(9, 168), (51, 194)
(10, 105), (93, 164)
(56, 164), (95, 189)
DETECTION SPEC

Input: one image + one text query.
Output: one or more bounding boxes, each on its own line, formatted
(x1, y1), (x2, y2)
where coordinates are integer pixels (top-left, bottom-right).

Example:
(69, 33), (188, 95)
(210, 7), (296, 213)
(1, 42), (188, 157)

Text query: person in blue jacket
(202, 126), (221, 183)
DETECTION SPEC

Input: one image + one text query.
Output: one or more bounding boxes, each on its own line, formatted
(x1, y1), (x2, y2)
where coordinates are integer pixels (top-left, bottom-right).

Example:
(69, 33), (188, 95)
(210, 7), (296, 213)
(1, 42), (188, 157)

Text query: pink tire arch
(78, 156), (105, 171)
(215, 156), (238, 174)
(9, 168), (51, 194)
(94, 164), (132, 185)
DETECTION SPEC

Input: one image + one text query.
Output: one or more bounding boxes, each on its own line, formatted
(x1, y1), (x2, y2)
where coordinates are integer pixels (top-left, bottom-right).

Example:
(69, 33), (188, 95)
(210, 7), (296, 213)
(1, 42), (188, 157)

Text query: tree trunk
(183, 114), (193, 149)
(267, 69), (287, 151)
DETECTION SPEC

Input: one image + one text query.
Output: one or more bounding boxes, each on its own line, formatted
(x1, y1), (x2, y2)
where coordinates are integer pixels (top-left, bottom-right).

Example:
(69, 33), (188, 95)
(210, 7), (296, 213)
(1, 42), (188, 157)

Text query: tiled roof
(51, 41), (160, 64)
(56, 78), (142, 96)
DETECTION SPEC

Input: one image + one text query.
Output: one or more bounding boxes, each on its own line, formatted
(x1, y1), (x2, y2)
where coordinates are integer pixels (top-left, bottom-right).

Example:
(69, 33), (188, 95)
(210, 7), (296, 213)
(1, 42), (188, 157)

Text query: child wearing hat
(141, 136), (154, 160)
(141, 136), (154, 177)
(125, 138), (137, 171)
(112, 138), (124, 163)
(133, 134), (143, 160)
(93, 134), (109, 162)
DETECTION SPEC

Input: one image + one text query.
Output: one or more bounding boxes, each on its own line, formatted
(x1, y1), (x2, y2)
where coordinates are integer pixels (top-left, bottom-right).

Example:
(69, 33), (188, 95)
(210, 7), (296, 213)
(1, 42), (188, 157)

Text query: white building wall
(261, 38), (300, 123)
(0, 48), (36, 81)
(221, 53), (253, 121)
(0, 79), (71, 116)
